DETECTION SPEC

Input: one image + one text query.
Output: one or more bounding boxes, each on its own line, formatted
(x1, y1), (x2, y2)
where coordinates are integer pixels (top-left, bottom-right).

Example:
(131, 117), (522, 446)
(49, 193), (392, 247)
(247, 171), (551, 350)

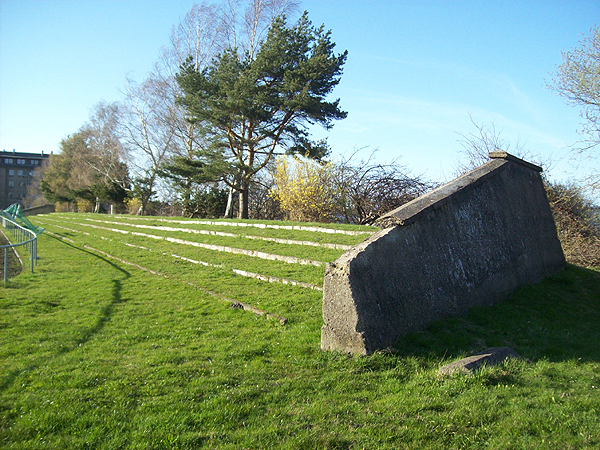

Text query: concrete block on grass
(321, 152), (565, 355)
(439, 347), (523, 376)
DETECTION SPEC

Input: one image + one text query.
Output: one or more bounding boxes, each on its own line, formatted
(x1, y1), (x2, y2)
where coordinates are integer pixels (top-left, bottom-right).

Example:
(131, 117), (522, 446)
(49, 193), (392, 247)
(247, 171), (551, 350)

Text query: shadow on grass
(0, 234), (131, 392)
(394, 264), (600, 363)
(49, 234), (132, 350)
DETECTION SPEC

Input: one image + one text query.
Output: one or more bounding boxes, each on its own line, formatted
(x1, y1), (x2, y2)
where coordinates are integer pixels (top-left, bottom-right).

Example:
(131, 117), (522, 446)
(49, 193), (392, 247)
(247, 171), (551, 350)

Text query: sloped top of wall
(375, 152), (542, 229)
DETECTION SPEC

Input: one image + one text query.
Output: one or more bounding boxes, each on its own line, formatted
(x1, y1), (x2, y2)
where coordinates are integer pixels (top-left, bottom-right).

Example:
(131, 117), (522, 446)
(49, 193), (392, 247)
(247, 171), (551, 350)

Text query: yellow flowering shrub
(270, 156), (338, 222)
(125, 198), (142, 215)
(55, 202), (72, 212)
(76, 199), (93, 213)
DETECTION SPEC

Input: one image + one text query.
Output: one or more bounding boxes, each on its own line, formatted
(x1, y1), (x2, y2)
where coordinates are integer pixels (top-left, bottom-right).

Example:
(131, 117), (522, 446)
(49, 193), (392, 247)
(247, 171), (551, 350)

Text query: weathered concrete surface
(321, 152), (565, 355)
(438, 347), (523, 376)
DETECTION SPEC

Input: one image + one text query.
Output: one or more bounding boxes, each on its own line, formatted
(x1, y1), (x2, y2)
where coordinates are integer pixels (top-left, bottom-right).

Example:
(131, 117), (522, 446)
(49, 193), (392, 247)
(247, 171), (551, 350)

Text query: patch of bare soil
(0, 232), (23, 279)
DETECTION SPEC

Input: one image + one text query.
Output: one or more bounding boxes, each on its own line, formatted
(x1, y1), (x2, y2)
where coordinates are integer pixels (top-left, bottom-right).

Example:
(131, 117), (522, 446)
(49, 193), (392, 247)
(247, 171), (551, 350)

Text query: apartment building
(0, 150), (50, 209)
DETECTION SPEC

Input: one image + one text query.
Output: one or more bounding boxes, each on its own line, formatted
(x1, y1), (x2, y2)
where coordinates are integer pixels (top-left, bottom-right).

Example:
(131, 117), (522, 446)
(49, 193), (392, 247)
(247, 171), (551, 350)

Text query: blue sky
(1, 0), (598, 188)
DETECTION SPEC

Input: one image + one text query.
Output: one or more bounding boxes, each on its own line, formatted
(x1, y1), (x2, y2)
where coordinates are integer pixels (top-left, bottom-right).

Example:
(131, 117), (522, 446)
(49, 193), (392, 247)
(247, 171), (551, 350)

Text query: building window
(7, 192), (12, 198)
(8, 170), (14, 176)
(4, 158), (13, 164)
(31, 160), (39, 165)
(17, 170), (24, 176)
(17, 159), (26, 165)
(8, 181), (14, 187)
(29, 171), (34, 176)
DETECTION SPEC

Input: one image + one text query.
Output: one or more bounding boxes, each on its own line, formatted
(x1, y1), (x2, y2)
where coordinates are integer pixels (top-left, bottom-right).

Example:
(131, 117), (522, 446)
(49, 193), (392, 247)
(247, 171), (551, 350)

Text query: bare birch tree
(121, 77), (180, 214)
(41, 103), (129, 211)
(549, 25), (600, 191)
(83, 102), (129, 212)
(119, 1), (300, 216)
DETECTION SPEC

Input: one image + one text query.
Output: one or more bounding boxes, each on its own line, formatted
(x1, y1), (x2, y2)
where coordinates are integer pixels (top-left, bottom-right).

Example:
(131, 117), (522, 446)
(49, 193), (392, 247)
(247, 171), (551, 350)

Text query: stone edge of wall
(375, 152), (541, 229)
(22, 204), (55, 216)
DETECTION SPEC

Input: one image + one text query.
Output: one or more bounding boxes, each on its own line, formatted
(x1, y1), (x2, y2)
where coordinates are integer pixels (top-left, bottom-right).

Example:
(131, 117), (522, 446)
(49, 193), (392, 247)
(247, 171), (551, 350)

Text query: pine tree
(176, 12), (347, 219)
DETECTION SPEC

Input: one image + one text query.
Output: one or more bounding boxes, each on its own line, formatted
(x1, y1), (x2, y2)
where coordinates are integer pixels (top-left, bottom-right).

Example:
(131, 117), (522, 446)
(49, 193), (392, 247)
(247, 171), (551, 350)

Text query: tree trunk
(238, 181), (249, 219)
(224, 186), (235, 218)
(140, 198), (148, 216)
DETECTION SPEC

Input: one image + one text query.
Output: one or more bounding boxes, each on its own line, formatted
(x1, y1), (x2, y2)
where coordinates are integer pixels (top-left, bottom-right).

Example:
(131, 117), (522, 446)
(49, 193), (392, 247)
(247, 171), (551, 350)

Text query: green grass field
(1, 213), (600, 449)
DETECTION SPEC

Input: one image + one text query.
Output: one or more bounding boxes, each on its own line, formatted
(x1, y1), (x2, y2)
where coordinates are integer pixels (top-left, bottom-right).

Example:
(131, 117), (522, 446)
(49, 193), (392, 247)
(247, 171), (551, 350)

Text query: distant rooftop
(1, 149), (52, 156)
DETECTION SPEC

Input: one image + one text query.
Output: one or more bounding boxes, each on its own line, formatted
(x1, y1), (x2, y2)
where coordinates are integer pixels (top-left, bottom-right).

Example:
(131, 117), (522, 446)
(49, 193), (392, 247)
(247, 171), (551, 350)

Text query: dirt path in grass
(0, 231), (23, 279)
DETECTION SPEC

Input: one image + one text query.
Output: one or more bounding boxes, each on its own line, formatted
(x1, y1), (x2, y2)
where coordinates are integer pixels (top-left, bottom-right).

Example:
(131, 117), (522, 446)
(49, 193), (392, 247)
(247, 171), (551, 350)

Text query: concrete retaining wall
(321, 152), (565, 355)
(22, 204), (55, 216)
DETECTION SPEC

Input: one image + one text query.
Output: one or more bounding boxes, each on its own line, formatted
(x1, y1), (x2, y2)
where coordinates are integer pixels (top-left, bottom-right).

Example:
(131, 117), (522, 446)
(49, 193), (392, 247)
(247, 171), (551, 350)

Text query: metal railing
(1, 214), (38, 283)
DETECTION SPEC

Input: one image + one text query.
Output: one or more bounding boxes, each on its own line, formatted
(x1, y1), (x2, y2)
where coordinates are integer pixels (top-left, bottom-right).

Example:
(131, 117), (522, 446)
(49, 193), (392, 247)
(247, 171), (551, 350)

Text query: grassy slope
(1, 216), (600, 449)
